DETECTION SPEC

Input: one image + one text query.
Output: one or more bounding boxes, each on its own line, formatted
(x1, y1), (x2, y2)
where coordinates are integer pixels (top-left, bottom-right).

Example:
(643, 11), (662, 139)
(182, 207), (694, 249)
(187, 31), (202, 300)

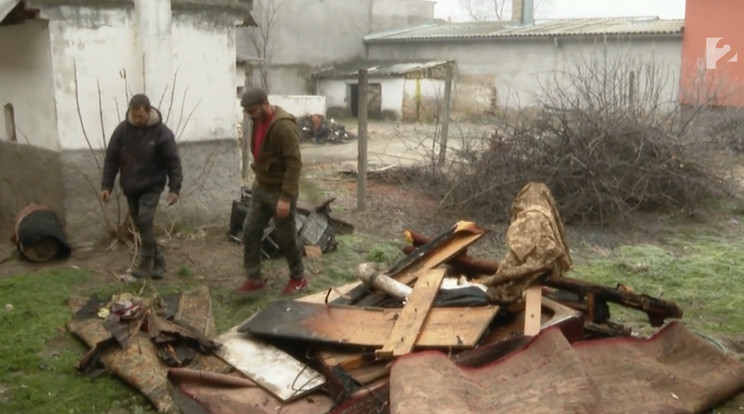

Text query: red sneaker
(234, 279), (266, 294)
(280, 278), (308, 296)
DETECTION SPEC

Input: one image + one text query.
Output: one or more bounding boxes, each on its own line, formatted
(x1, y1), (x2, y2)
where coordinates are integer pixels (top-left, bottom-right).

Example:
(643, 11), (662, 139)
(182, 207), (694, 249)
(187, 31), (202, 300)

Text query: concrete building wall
(3, 3), (243, 246)
(237, 0), (437, 95)
(318, 77), (449, 120)
(170, 13), (237, 143)
(0, 20), (59, 150)
(402, 77), (445, 121)
(371, 0), (436, 32)
(0, 142), (65, 237)
(268, 95), (326, 117)
(45, 6), (138, 151)
(367, 36), (683, 113)
(317, 81), (348, 109)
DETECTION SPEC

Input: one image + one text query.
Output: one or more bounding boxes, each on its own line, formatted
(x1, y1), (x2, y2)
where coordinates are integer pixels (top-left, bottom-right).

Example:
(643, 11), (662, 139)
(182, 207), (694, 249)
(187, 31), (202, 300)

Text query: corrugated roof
(313, 60), (450, 79)
(364, 17), (684, 42)
(29, 0), (252, 12)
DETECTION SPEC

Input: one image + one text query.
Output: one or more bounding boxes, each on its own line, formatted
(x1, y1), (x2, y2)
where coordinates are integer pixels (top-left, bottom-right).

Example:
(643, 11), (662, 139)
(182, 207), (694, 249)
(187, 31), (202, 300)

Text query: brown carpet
(389, 321), (744, 414)
(168, 368), (334, 414)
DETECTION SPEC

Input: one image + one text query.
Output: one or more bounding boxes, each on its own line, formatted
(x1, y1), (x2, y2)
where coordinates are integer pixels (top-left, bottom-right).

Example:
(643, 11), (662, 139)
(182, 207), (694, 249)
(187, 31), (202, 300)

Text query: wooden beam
(357, 68), (368, 211)
(437, 63), (453, 168)
(376, 269), (447, 359)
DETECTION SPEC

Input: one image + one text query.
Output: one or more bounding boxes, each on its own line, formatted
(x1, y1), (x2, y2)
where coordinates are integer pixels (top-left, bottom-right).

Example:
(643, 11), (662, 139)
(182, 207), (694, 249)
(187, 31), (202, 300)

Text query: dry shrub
(434, 51), (735, 225)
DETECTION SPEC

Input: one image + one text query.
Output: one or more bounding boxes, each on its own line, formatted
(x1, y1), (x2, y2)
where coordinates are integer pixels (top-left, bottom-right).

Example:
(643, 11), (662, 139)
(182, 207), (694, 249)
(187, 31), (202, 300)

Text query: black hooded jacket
(101, 108), (183, 196)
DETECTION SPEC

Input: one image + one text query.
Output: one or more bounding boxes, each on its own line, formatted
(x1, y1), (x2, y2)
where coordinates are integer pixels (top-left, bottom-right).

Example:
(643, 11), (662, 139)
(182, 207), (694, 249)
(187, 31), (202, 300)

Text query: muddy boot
(152, 254), (167, 280)
(132, 256), (153, 279)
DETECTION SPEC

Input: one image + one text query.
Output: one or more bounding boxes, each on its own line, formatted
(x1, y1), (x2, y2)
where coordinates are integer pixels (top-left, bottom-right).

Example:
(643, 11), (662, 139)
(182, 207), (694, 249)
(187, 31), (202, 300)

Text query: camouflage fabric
(67, 286), (229, 413)
(483, 182), (572, 304)
(242, 186), (304, 280)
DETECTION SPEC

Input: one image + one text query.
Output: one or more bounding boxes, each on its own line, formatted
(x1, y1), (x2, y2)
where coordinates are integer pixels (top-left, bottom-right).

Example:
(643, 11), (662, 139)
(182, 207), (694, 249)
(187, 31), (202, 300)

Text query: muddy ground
(0, 120), (658, 283)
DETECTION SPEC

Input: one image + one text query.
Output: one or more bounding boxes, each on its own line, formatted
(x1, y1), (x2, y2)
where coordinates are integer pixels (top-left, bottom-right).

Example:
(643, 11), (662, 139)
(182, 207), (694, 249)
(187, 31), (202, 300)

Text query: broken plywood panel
(215, 323), (325, 402)
(239, 300), (499, 349)
(376, 269), (446, 358)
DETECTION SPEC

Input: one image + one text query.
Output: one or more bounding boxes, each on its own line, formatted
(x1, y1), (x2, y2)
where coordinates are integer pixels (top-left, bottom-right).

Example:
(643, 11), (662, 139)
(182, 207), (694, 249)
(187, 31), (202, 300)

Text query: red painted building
(680, 0), (744, 106)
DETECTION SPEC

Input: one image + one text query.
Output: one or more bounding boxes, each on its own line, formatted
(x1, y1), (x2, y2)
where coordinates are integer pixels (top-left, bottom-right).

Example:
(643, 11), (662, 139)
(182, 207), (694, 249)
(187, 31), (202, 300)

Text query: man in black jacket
(100, 94), (183, 279)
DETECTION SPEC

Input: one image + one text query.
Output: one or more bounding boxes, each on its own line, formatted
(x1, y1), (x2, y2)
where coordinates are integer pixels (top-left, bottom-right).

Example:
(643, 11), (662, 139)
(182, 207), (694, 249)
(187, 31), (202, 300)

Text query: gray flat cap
(241, 88), (268, 107)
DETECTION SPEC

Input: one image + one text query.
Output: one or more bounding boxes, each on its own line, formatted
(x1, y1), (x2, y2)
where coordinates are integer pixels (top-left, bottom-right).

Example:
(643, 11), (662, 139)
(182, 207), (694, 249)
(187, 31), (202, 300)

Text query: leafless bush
(432, 51), (735, 225)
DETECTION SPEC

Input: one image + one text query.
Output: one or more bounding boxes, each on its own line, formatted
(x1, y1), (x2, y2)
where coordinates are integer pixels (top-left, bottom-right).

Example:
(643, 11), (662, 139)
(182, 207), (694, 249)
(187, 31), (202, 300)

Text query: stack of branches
(438, 51), (733, 225)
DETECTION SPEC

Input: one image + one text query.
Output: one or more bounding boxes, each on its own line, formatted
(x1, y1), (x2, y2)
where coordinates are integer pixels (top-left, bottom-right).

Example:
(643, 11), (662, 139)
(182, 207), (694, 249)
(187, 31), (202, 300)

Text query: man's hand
(100, 190), (111, 203)
(166, 192), (179, 206)
(276, 199), (290, 219)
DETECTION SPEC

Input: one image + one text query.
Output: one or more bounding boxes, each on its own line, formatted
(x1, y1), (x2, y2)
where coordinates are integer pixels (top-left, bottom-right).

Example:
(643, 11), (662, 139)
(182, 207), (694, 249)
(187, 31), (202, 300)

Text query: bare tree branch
(249, 0), (285, 90)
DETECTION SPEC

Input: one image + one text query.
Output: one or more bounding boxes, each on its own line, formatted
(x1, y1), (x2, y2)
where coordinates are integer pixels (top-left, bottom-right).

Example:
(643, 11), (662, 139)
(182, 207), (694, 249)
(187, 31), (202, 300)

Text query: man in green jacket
(236, 88), (309, 295)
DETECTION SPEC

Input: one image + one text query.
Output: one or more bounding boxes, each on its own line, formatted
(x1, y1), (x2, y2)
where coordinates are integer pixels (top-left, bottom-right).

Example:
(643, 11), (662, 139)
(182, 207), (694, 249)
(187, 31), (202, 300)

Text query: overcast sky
(433, 0), (686, 22)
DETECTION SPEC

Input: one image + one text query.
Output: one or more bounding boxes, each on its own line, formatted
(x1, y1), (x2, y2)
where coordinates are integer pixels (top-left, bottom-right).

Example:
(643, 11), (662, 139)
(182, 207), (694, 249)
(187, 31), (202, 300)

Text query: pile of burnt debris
(67, 182), (744, 414)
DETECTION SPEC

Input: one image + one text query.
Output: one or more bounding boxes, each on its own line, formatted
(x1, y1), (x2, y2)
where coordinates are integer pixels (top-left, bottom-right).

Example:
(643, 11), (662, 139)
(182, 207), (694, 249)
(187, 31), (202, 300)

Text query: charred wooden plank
(544, 276), (683, 327)
(338, 221), (488, 306)
(238, 300), (498, 349)
(403, 229), (499, 275)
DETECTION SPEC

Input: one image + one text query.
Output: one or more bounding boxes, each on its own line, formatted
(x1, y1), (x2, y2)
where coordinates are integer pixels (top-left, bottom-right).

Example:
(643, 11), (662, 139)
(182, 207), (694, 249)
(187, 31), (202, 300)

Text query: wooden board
(338, 222), (488, 306)
(239, 300), (499, 349)
(376, 269), (446, 358)
(523, 285), (543, 336)
(214, 322), (326, 402)
(393, 222), (488, 286)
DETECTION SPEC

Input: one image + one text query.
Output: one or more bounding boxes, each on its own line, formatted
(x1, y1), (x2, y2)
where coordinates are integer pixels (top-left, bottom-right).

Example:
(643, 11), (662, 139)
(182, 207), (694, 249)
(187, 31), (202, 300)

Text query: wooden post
(628, 70), (636, 108)
(357, 69), (368, 211)
(240, 65), (252, 185)
(437, 64), (453, 168)
(4, 103), (17, 142)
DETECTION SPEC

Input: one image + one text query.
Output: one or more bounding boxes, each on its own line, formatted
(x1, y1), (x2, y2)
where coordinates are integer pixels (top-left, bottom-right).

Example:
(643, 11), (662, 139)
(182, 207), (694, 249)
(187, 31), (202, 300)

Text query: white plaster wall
(47, 8), (238, 150)
(367, 37), (683, 108)
(47, 8), (139, 151)
(268, 95), (326, 117)
(318, 78), (407, 115)
(317, 81), (349, 109)
(376, 78), (406, 113)
(0, 20), (59, 150)
(170, 17), (236, 141)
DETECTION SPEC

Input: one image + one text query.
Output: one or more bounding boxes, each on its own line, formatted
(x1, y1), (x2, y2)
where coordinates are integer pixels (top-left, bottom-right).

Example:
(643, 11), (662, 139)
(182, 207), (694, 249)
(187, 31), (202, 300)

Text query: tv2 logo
(706, 37), (739, 69)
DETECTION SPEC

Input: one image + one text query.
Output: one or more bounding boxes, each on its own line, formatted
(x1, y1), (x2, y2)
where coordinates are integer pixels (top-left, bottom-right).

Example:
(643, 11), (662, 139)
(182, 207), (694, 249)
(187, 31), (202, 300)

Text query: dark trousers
(126, 191), (162, 258)
(242, 186), (304, 281)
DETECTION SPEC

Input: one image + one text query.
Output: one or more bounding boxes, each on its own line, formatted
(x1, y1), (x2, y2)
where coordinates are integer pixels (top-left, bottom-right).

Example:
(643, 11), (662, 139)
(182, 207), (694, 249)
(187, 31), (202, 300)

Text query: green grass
(0, 270), (151, 414)
(572, 233), (744, 336)
(3, 227), (744, 413)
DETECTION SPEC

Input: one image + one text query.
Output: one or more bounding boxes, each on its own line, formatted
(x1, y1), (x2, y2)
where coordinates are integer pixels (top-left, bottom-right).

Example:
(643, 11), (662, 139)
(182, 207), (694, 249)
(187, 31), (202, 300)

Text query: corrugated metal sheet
(364, 17), (684, 42)
(313, 60), (450, 79)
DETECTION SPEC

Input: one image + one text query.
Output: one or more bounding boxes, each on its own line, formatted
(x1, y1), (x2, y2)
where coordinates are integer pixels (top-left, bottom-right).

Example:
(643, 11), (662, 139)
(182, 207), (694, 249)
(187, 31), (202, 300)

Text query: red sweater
(252, 113), (274, 158)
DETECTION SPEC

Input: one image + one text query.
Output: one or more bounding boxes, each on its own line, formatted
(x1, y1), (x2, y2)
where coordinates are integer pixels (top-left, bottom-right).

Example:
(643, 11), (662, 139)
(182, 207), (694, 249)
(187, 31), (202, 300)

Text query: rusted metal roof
(364, 17), (684, 43)
(313, 60), (450, 79)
